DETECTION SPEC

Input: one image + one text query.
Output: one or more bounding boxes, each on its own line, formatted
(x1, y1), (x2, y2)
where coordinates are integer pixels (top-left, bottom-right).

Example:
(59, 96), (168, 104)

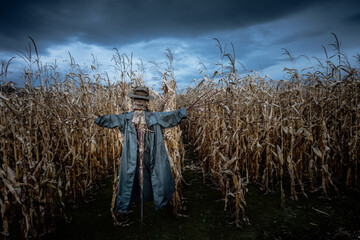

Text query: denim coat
(94, 108), (187, 212)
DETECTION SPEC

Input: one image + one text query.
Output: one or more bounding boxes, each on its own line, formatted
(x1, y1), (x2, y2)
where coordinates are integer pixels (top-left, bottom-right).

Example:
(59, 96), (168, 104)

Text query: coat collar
(124, 110), (156, 127)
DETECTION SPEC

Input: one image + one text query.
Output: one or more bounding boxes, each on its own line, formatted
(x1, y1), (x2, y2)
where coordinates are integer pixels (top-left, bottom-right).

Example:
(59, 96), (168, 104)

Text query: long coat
(94, 108), (187, 212)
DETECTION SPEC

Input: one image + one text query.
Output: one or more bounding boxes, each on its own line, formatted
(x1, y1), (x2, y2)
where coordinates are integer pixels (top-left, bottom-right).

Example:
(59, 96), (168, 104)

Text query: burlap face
(132, 98), (149, 111)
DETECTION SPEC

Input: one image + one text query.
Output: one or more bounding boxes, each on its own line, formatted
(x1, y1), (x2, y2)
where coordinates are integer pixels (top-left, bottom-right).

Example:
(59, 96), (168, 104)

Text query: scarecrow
(94, 86), (187, 225)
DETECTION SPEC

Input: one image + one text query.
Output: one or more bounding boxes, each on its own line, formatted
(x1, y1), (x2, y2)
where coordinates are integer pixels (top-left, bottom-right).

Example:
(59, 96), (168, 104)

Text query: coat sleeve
(94, 114), (126, 132)
(154, 108), (187, 129)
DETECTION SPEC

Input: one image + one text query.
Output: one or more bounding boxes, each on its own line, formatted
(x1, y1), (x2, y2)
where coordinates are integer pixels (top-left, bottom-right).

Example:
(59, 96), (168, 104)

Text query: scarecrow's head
(128, 86), (154, 110)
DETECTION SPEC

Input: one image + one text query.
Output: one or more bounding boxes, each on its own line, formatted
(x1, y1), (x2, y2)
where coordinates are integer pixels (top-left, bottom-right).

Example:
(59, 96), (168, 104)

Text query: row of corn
(179, 50), (359, 226)
(0, 48), (184, 238)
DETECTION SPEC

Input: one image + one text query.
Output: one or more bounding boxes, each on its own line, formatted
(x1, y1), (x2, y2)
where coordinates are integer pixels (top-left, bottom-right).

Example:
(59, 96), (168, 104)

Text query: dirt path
(43, 147), (360, 240)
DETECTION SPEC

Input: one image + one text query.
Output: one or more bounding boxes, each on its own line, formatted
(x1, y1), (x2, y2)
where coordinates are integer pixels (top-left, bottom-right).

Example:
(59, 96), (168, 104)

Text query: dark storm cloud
(346, 12), (360, 23)
(0, 0), (343, 53)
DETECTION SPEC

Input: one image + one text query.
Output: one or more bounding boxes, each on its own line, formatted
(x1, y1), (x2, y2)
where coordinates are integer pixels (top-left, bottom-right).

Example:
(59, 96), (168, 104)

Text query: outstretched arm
(154, 108), (187, 129)
(94, 114), (125, 130)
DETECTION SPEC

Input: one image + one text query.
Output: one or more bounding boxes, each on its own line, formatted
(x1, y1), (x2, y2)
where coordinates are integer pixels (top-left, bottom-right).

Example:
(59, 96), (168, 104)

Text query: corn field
(1, 37), (359, 238)
(0, 43), (184, 239)
(180, 39), (360, 227)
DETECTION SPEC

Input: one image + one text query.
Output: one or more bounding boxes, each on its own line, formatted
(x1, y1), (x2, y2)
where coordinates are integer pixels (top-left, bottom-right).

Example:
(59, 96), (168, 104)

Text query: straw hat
(128, 86), (154, 100)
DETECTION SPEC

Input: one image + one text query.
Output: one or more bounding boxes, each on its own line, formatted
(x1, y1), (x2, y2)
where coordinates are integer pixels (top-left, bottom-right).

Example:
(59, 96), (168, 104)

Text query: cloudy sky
(1, 0), (360, 89)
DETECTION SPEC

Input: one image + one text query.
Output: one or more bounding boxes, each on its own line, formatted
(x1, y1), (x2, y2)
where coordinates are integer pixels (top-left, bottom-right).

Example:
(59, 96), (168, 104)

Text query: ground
(40, 147), (360, 240)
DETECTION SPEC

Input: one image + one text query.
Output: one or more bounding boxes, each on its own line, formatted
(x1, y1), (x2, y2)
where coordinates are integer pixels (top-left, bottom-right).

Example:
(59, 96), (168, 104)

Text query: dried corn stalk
(180, 40), (360, 226)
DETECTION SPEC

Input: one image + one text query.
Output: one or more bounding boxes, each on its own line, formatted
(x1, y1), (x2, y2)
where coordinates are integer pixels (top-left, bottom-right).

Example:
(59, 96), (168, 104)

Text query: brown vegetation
(1, 35), (359, 238)
(0, 42), (184, 239)
(180, 36), (359, 227)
